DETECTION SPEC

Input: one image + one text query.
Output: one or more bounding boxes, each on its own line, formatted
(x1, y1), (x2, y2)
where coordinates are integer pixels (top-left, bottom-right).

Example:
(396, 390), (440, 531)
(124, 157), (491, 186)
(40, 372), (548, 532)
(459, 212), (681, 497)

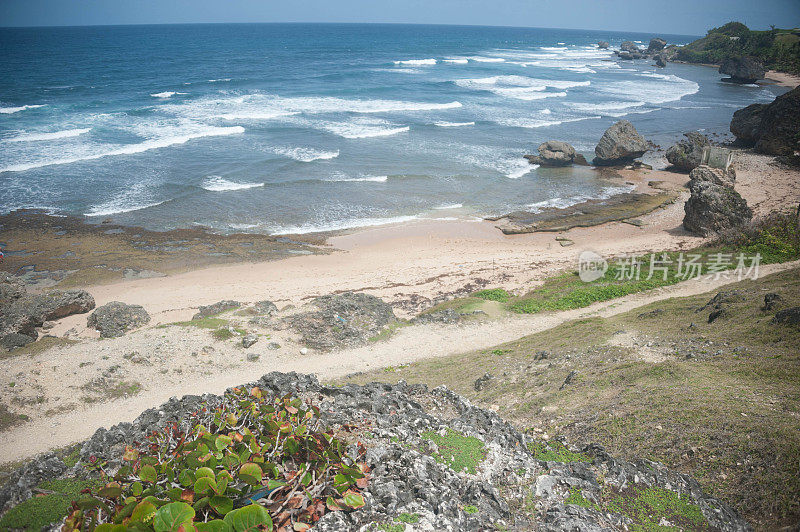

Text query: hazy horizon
(1, 0), (798, 35)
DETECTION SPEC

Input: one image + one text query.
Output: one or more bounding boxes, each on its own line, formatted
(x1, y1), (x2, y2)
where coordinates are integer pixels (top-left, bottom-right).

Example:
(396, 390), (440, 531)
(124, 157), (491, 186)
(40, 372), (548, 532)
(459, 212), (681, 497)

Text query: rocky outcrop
(730, 86), (800, 156)
(597, 41), (609, 49)
(683, 165), (752, 236)
(616, 41), (644, 60)
(192, 300), (241, 320)
(620, 41), (640, 53)
(593, 120), (649, 166)
(524, 140), (580, 167)
(0, 372), (751, 531)
(0, 273), (95, 348)
(719, 56), (766, 83)
(648, 37), (667, 52)
(655, 53), (667, 67)
(87, 301), (150, 338)
(285, 292), (396, 351)
(665, 131), (710, 171)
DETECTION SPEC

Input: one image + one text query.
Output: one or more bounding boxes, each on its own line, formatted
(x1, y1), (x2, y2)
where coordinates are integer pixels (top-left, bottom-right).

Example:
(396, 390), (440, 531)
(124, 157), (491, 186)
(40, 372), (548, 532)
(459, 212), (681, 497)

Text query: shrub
(472, 288), (512, 302)
(63, 387), (368, 531)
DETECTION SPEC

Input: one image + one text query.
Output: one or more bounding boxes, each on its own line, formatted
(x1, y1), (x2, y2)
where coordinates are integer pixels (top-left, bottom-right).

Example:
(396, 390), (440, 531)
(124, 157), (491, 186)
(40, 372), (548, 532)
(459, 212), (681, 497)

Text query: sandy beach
(765, 69), (800, 88)
(1, 150), (798, 464)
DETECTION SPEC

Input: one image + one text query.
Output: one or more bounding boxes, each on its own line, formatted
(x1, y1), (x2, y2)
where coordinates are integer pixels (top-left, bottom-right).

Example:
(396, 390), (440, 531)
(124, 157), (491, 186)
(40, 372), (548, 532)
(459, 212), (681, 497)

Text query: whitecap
(434, 121), (475, 127)
(86, 200), (166, 217)
(394, 58), (437, 66)
(151, 91), (188, 98)
(442, 58), (469, 64)
(273, 146), (339, 162)
(272, 214), (418, 234)
(201, 176), (262, 192)
(1, 125), (244, 173)
(0, 104), (46, 114)
(4, 128), (91, 143)
(326, 174), (388, 183)
(497, 115), (602, 129)
(316, 117), (410, 139)
(434, 203), (463, 209)
(466, 56), (506, 62)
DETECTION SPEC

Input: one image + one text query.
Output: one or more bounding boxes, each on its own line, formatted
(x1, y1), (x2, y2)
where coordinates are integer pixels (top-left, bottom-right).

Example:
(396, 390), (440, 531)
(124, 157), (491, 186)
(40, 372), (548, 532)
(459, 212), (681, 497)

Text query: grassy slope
(337, 267), (800, 529)
(676, 22), (800, 74)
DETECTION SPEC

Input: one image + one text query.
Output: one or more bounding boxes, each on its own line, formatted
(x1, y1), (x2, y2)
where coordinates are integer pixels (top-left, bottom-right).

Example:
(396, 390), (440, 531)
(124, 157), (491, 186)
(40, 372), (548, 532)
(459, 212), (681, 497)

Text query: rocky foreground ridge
(0, 372), (750, 531)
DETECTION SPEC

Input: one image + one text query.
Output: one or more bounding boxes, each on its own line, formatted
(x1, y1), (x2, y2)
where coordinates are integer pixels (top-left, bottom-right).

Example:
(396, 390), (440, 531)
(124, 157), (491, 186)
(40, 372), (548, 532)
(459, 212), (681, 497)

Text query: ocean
(0, 23), (783, 234)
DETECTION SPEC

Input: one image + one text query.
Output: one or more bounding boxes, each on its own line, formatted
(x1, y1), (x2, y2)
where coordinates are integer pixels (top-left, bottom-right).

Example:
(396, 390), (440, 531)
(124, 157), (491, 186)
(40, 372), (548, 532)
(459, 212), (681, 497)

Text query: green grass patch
(463, 505), (479, 514)
(369, 320), (410, 343)
(528, 440), (592, 463)
(421, 428), (487, 474)
(397, 512), (421, 523)
(604, 486), (709, 531)
(0, 478), (101, 532)
(473, 288), (512, 302)
(565, 487), (595, 508)
(172, 317), (229, 329)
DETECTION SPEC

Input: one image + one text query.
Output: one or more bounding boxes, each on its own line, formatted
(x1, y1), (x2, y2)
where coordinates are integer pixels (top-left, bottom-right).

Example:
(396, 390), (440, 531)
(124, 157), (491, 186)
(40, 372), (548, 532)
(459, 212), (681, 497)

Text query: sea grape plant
(63, 387), (368, 532)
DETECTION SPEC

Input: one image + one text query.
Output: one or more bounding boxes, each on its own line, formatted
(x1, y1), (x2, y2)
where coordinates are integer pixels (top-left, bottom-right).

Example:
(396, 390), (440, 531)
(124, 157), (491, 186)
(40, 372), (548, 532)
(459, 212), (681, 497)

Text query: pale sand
(765, 70), (800, 88)
(1, 151), (798, 464)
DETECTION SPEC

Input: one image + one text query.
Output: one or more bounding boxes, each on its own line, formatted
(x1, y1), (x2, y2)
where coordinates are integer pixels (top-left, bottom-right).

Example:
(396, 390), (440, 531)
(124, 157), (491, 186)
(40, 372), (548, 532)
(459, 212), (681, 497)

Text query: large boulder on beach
(648, 38), (667, 52)
(285, 292), (396, 351)
(88, 301), (150, 338)
(730, 86), (800, 155)
(665, 131), (710, 171)
(730, 103), (767, 145)
(593, 120), (649, 166)
(0, 274), (95, 348)
(683, 166), (751, 236)
(719, 56), (766, 83)
(525, 140), (578, 167)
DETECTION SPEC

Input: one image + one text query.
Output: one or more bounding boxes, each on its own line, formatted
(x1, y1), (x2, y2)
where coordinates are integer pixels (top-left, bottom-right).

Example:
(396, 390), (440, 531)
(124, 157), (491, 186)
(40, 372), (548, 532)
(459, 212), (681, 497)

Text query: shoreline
(0, 150), (798, 465)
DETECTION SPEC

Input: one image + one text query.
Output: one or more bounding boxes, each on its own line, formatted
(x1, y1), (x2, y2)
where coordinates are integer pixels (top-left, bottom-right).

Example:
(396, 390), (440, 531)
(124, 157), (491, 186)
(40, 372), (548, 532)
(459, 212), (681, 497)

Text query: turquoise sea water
(0, 23), (783, 234)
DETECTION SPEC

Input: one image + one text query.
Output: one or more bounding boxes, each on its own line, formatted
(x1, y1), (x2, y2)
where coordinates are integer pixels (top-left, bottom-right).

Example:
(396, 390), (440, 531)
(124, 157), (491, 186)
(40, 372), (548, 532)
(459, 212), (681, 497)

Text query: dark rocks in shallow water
(525, 140), (579, 167)
(665, 131), (710, 171)
(683, 166), (751, 236)
(620, 40), (641, 53)
(88, 301), (150, 338)
(597, 41), (609, 49)
(192, 300), (241, 320)
(655, 53), (667, 67)
(648, 37), (667, 52)
(286, 292), (396, 351)
(593, 120), (649, 166)
(719, 56), (766, 83)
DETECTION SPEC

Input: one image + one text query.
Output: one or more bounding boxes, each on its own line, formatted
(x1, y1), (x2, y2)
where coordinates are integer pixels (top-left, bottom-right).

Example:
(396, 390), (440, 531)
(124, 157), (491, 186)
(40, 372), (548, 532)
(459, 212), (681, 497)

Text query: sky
(1, 0), (798, 35)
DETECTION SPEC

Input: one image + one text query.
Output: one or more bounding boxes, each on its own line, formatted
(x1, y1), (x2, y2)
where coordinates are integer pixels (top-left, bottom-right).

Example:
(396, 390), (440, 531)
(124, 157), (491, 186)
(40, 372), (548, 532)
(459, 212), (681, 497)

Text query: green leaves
(70, 387), (368, 532)
(238, 463), (262, 486)
(154, 502), (196, 532)
(223, 504), (273, 532)
(139, 464), (158, 483)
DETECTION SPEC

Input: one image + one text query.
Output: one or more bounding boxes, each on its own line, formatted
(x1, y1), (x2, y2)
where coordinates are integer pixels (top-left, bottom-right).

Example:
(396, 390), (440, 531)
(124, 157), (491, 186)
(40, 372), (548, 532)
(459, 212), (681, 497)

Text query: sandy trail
(1, 153), (798, 464)
(2, 259), (797, 464)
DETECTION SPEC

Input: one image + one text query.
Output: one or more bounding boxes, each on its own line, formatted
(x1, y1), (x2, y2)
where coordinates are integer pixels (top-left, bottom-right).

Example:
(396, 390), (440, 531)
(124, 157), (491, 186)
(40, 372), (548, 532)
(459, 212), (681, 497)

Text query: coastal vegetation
(676, 21), (800, 74)
(340, 266), (800, 527)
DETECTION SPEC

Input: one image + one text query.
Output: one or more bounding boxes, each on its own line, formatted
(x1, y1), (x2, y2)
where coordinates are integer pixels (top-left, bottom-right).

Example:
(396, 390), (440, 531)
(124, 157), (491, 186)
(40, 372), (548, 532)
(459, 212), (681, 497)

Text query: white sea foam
(465, 56), (506, 62)
(201, 176), (262, 192)
(599, 74), (699, 105)
(0, 104), (46, 114)
(151, 91), (188, 98)
(567, 100), (646, 112)
(394, 58), (437, 66)
(4, 128), (91, 143)
(442, 58), (469, 64)
(86, 200), (166, 217)
(434, 121), (475, 127)
(326, 174), (388, 183)
(274, 146), (339, 162)
(272, 214), (418, 234)
(208, 78), (232, 82)
(497, 115), (602, 129)
(1, 125), (244, 173)
(218, 111), (300, 121)
(317, 117), (410, 139)
(434, 203), (463, 209)
(527, 184), (635, 212)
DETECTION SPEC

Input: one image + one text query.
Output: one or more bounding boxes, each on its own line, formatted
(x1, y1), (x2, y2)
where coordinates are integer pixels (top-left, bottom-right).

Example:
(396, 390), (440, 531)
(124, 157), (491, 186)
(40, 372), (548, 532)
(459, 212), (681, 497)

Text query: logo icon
(578, 250), (608, 283)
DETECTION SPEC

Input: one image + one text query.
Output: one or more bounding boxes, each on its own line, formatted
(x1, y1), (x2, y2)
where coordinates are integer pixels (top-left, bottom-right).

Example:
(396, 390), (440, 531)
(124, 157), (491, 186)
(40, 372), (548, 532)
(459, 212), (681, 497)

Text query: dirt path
(2, 259), (796, 465)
